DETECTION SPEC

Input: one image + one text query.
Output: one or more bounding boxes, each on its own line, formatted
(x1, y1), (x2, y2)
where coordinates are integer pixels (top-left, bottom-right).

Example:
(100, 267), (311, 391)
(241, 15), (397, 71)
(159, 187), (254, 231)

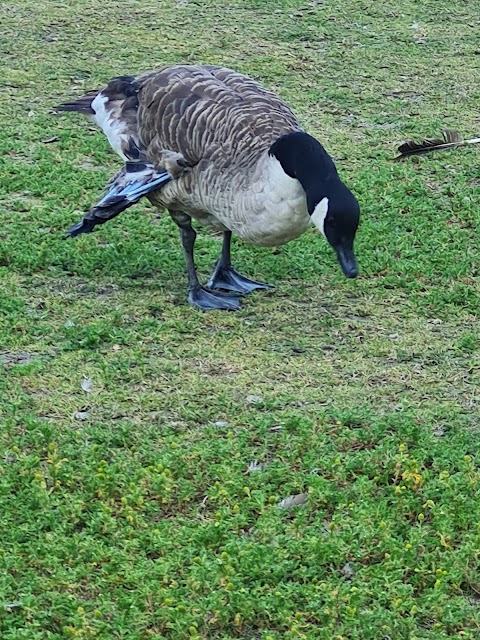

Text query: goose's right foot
(188, 285), (241, 311)
(207, 264), (273, 294)
(207, 229), (273, 294)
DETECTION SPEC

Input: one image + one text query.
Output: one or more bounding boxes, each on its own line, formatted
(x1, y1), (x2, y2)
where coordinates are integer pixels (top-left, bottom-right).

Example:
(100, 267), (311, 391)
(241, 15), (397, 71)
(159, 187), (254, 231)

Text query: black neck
(269, 131), (339, 198)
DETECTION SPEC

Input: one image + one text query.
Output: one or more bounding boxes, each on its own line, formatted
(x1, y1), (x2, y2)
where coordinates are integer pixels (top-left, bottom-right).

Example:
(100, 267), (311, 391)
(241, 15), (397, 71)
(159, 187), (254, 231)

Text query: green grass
(1, 0), (480, 638)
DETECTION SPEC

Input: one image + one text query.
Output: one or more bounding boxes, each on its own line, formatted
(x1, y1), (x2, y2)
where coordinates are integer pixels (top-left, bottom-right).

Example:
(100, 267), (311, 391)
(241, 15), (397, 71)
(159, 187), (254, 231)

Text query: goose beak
(335, 246), (358, 278)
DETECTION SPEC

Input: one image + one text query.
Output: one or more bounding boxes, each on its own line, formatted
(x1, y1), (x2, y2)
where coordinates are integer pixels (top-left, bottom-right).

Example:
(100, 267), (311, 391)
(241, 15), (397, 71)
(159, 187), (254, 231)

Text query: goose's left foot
(207, 264), (273, 294)
(173, 213), (245, 312)
(188, 285), (242, 311)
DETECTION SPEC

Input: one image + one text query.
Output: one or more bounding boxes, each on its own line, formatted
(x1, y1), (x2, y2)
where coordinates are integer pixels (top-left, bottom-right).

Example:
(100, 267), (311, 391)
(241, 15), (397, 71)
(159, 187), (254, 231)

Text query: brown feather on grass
(394, 128), (480, 160)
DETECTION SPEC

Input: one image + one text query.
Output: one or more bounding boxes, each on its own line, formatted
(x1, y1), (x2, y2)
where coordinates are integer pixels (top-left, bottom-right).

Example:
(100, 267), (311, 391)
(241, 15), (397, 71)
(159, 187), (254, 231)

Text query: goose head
(270, 131), (360, 278)
(309, 182), (360, 278)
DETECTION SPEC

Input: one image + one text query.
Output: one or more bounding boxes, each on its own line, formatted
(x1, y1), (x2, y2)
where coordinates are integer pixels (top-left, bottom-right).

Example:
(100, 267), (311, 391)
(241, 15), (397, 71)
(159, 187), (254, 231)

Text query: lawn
(1, 0), (480, 638)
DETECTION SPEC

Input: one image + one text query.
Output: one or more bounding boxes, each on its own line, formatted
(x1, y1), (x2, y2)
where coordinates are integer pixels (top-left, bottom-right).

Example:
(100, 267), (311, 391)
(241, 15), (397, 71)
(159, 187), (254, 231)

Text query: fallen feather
(277, 493), (307, 509)
(81, 378), (94, 393)
(247, 460), (266, 473)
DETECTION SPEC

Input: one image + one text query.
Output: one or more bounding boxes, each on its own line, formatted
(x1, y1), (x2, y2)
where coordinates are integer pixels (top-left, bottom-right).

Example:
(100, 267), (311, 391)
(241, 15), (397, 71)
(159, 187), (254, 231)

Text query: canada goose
(56, 65), (360, 310)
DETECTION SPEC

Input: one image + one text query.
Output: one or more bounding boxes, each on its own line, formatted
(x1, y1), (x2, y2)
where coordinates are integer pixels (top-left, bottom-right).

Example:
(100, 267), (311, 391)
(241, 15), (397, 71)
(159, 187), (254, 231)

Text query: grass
(1, 0), (480, 638)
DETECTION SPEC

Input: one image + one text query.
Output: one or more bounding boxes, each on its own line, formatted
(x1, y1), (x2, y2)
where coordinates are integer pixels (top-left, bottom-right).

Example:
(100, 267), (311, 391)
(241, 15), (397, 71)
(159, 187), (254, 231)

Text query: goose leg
(171, 213), (241, 311)
(207, 230), (274, 294)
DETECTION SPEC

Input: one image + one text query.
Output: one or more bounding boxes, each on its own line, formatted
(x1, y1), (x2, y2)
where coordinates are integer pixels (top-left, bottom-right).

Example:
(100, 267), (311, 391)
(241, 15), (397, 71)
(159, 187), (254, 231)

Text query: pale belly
(173, 202), (311, 247)
(152, 188), (311, 246)
(148, 155), (312, 246)
(231, 201), (311, 247)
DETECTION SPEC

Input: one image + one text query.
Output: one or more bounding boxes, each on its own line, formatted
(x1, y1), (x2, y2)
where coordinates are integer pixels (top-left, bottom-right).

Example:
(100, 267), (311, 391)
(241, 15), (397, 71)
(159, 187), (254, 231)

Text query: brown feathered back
(137, 65), (301, 170)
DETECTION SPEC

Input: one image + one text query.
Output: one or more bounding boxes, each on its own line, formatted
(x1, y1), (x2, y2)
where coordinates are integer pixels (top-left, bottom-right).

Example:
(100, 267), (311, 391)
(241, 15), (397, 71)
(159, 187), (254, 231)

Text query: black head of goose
(269, 131), (359, 278)
(55, 64), (360, 310)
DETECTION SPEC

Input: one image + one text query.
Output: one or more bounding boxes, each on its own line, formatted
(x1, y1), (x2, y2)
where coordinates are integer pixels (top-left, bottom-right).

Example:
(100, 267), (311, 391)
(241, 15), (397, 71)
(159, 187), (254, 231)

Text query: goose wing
(65, 162), (173, 237)
(136, 65), (301, 169)
(57, 65), (301, 167)
(56, 76), (191, 236)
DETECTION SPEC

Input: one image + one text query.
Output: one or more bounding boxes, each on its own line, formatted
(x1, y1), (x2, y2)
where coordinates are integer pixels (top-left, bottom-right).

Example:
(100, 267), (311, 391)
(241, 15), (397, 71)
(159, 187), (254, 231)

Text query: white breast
(161, 155), (318, 248)
(91, 93), (129, 160)
(233, 155), (311, 247)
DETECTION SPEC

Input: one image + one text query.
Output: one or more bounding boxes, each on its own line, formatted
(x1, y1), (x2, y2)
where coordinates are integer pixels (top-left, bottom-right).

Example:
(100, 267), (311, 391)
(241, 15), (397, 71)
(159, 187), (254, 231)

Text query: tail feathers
(66, 162), (172, 238)
(55, 92), (97, 115)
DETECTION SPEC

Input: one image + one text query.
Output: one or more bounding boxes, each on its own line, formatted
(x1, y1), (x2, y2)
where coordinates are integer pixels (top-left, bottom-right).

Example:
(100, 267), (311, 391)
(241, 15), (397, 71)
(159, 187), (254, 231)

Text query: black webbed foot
(188, 285), (242, 311)
(207, 264), (274, 295)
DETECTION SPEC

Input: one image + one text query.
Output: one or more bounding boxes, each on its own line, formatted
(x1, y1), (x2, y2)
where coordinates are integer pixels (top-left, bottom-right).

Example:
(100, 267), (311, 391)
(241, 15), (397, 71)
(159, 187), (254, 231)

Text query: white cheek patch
(311, 197), (329, 237)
